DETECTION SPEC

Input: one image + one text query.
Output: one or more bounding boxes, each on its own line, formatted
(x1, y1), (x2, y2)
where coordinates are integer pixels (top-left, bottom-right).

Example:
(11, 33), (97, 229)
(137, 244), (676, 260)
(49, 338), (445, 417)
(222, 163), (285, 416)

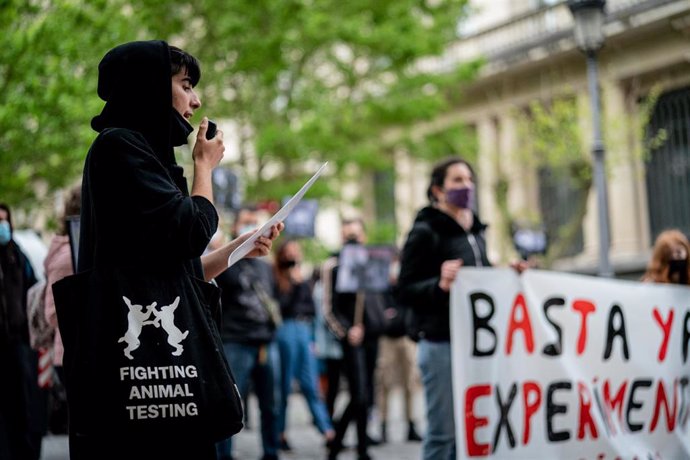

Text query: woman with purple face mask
(396, 157), (490, 460)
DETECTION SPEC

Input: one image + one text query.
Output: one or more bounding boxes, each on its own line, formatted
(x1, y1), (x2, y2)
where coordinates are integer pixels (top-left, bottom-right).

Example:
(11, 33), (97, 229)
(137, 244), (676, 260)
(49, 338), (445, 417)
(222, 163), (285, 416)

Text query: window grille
(538, 166), (586, 257)
(645, 86), (690, 242)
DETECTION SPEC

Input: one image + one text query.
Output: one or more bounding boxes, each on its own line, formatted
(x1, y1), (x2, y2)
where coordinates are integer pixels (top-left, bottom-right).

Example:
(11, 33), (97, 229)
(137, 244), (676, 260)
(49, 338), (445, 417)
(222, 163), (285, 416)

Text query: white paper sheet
(227, 162), (328, 267)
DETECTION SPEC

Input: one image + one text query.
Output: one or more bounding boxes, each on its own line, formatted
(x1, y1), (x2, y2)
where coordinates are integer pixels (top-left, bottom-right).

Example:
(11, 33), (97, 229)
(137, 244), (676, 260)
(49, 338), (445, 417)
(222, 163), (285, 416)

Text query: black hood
(91, 40), (194, 166)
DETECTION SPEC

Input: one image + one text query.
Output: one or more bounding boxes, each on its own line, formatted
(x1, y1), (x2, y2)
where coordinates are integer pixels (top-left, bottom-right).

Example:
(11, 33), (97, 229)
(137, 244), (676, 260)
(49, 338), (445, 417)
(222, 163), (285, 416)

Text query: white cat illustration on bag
(118, 296), (189, 359)
(118, 296), (157, 360)
(148, 296), (189, 356)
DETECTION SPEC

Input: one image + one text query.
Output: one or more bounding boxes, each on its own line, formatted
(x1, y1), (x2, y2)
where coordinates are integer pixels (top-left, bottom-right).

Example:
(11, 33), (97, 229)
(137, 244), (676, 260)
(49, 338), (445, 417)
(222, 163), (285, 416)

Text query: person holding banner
(642, 229), (690, 285)
(397, 157), (491, 460)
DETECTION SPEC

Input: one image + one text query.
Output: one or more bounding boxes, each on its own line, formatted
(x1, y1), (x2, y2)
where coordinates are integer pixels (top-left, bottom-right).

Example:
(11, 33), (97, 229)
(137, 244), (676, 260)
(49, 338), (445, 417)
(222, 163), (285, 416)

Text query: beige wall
(395, 2), (690, 273)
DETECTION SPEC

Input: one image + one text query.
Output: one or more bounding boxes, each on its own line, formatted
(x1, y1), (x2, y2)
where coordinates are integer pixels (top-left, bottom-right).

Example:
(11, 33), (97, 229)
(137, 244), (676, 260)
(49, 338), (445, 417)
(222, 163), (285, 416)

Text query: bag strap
(354, 291), (365, 326)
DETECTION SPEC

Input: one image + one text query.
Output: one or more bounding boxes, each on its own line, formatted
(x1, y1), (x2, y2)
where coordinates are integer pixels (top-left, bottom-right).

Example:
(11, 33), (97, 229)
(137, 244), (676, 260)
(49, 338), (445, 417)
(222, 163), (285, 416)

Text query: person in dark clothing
(323, 218), (386, 460)
(312, 264), (344, 419)
(272, 239), (334, 452)
(65, 41), (281, 460)
(215, 206), (281, 460)
(397, 157), (529, 460)
(375, 254), (422, 444)
(0, 204), (41, 460)
(397, 157), (489, 460)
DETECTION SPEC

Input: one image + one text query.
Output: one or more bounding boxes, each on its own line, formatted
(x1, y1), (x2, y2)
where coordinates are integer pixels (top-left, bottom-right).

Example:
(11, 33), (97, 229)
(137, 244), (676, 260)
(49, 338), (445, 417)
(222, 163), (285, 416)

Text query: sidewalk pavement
(41, 388), (425, 460)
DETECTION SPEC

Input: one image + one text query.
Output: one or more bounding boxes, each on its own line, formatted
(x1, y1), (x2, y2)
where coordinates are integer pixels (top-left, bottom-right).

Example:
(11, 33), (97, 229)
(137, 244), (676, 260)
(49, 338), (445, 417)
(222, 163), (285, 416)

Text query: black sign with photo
(282, 198), (318, 238)
(212, 168), (242, 211)
(335, 244), (395, 293)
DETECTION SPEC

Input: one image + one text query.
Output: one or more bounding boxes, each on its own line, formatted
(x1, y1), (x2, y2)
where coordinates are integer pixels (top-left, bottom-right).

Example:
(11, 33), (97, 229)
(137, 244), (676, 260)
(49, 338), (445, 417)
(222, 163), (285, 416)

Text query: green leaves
(1, 0), (134, 207)
(3, 0), (475, 222)
(518, 98), (589, 185)
(183, 0), (474, 201)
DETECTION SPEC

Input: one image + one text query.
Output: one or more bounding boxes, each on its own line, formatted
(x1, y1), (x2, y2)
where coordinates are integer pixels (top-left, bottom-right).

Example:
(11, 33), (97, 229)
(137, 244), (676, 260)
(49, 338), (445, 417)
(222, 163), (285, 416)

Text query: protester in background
(323, 218), (386, 460)
(215, 205), (281, 460)
(62, 41), (281, 460)
(272, 238), (335, 452)
(0, 203), (41, 460)
(642, 229), (690, 285)
(375, 250), (422, 444)
(40, 183), (81, 436)
(312, 264), (344, 418)
(397, 157), (491, 460)
(400, 157), (530, 459)
(319, 219), (371, 419)
(44, 183), (82, 384)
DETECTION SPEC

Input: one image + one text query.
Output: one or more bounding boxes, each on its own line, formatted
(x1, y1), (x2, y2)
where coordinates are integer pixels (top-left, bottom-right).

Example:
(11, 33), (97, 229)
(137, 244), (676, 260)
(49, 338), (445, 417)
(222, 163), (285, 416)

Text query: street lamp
(568, 0), (613, 277)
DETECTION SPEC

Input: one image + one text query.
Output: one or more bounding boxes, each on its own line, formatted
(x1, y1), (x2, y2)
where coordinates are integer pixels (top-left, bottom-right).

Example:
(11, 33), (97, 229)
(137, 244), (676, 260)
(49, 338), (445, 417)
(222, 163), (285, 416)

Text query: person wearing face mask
(0, 203), (42, 460)
(396, 157), (490, 460)
(213, 205), (282, 460)
(323, 218), (387, 460)
(642, 229), (690, 285)
(271, 239), (335, 453)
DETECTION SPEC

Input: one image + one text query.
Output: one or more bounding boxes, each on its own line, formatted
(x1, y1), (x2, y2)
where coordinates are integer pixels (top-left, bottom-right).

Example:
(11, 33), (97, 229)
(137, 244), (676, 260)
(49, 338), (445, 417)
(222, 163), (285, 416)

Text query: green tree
(509, 92), (666, 265)
(517, 97), (590, 264)
(4, 0), (479, 239)
(144, 0), (478, 209)
(0, 0), (135, 211)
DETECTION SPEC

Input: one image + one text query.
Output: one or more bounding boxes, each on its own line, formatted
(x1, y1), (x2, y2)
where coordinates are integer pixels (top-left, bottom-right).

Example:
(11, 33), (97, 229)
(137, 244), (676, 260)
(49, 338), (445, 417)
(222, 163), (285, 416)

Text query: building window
(538, 166), (586, 258)
(520, 96), (586, 261)
(645, 86), (690, 242)
(373, 169), (397, 242)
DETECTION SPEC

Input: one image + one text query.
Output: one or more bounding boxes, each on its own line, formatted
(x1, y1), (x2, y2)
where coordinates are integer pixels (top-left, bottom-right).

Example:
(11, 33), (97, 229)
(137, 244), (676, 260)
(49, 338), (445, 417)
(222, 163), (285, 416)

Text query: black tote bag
(53, 264), (243, 443)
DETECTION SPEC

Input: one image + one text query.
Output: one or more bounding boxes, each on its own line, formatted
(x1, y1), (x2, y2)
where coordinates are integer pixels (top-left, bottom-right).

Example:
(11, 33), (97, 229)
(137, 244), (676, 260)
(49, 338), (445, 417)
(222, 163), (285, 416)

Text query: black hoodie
(67, 40), (220, 459)
(397, 206), (491, 341)
(215, 258), (277, 345)
(78, 40), (217, 276)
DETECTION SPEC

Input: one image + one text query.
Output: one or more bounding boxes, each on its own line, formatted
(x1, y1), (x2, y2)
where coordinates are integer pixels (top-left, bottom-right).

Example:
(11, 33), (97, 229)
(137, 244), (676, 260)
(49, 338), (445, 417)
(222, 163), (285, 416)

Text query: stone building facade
(389, 0), (690, 277)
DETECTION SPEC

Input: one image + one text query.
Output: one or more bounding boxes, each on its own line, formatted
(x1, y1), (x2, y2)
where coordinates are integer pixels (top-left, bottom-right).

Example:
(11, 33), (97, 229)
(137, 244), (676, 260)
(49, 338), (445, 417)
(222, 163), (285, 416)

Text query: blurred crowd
(1, 196), (426, 460)
(3, 160), (690, 460)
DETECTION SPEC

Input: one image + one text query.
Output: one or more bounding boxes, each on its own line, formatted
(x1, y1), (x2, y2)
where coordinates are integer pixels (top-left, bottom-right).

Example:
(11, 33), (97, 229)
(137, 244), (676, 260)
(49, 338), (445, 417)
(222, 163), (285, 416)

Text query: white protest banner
(451, 268), (690, 459)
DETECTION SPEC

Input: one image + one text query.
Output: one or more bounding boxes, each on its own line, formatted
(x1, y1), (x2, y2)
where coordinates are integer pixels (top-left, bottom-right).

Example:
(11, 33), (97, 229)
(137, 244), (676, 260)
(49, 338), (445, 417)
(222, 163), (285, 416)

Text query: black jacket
(78, 40), (217, 277)
(215, 259), (277, 345)
(322, 257), (387, 343)
(0, 241), (37, 345)
(277, 280), (316, 320)
(65, 41), (220, 454)
(397, 206), (490, 341)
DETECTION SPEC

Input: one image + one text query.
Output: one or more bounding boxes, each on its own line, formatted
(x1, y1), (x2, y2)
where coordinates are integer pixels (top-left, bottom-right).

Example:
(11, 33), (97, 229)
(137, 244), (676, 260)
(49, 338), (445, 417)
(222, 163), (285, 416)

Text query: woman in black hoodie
(397, 157), (490, 460)
(65, 41), (281, 460)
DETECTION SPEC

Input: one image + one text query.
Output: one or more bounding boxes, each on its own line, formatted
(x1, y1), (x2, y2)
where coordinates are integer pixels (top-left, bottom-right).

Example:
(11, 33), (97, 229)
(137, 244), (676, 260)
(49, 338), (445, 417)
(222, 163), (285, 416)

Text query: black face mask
(668, 259), (689, 285)
(344, 237), (360, 245)
(278, 259), (297, 269)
